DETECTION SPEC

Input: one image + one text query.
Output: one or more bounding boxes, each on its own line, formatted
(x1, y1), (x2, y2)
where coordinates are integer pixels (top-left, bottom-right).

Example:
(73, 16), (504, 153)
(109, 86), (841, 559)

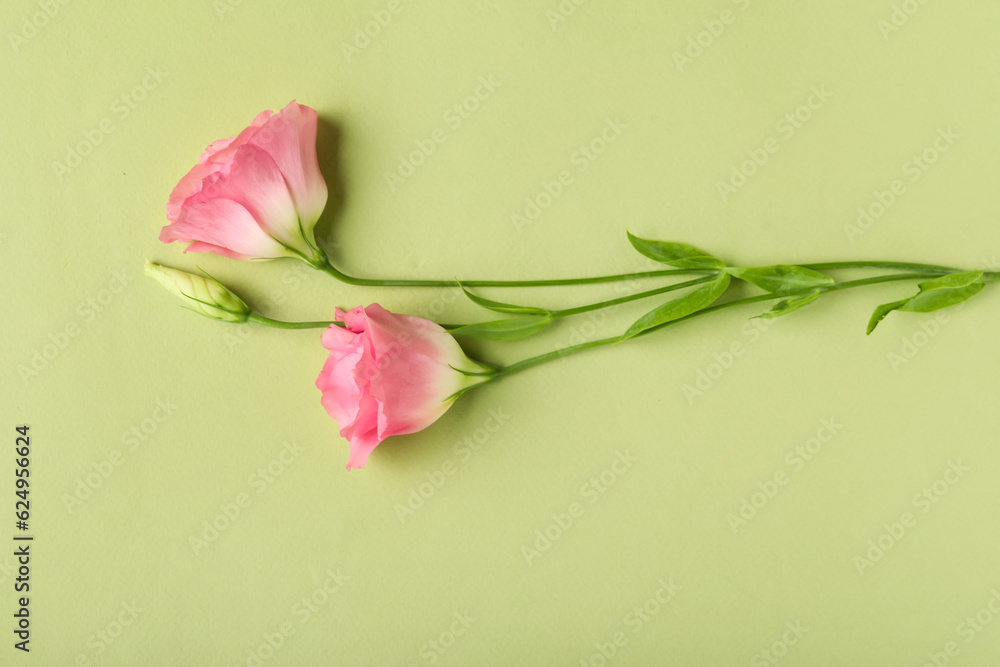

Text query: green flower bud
(144, 260), (250, 323)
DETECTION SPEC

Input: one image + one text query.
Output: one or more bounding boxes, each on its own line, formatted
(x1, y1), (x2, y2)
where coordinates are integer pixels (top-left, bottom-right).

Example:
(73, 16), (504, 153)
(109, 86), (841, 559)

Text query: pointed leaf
(448, 361), (501, 377)
(459, 283), (550, 316)
(621, 272), (730, 340)
(755, 289), (823, 319)
(626, 231), (725, 270)
(727, 265), (834, 295)
(449, 316), (552, 341)
(866, 271), (986, 334)
(866, 298), (911, 335)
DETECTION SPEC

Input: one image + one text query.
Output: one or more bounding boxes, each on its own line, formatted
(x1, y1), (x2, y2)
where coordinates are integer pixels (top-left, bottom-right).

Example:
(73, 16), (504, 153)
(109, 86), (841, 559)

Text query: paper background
(2, 1), (999, 664)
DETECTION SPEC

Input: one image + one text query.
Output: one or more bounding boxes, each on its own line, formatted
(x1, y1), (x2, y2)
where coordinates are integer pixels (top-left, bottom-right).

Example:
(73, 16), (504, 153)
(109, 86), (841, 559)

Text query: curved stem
(494, 272), (939, 379)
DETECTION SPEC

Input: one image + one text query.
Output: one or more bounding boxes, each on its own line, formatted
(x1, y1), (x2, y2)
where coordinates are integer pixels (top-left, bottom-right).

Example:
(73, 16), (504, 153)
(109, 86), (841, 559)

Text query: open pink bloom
(160, 101), (328, 262)
(316, 305), (489, 470)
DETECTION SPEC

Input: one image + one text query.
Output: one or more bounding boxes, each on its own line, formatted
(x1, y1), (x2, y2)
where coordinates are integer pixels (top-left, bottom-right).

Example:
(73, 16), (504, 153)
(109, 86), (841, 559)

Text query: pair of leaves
(627, 231), (833, 320)
(627, 231), (833, 291)
(729, 265), (833, 320)
(867, 271), (985, 334)
(726, 265), (834, 295)
(448, 285), (554, 341)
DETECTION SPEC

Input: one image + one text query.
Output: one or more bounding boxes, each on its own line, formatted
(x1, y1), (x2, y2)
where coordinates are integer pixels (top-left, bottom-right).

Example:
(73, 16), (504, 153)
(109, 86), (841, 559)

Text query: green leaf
(448, 361), (501, 377)
(866, 298), (913, 335)
(867, 270), (986, 334)
(726, 265), (834, 295)
(449, 316), (553, 341)
(626, 231), (725, 270)
(913, 270), (983, 292)
(755, 289), (823, 319)
(899, 281), (985, 313)
(458, 283), (550, 316)
(621, 272), (730, 340)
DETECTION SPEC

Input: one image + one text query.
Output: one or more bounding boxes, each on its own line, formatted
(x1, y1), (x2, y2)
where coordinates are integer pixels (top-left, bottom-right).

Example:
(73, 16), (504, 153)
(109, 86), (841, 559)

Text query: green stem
(316, 260), (706, 288)
(803, 261), (958, 274)
(248, 314), (340, 329)
(315, 252), (977, 289)
(493, 337), (617, 379)
(493, 272), (942, 379)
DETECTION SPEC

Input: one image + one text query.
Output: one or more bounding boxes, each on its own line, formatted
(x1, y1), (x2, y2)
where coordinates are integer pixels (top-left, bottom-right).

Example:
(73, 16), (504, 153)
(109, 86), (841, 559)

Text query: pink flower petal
(160, 198), (293, 259)
(362, 303), (469, 369)
(182, 241), (255, 261)
(198, 136), (236, 163)
(321, 322), (357, 349)
(166, 109), (273, 222)
(339, 306), (368, 333)
(247, 101), (328, 232)
(342, 397), (382, 470)
(192, 145), (302, 251)
(316, 340), (365, 434)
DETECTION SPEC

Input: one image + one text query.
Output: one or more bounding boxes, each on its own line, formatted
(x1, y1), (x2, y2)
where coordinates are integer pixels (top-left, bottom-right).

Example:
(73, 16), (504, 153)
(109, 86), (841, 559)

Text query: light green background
(2, 0), (1000, 665)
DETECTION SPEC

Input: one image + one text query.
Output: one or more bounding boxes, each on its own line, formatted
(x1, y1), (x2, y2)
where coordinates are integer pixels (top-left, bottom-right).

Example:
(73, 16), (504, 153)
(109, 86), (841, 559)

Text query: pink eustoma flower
(160, 101), (328, 263)
(316, 305), (490, 470)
